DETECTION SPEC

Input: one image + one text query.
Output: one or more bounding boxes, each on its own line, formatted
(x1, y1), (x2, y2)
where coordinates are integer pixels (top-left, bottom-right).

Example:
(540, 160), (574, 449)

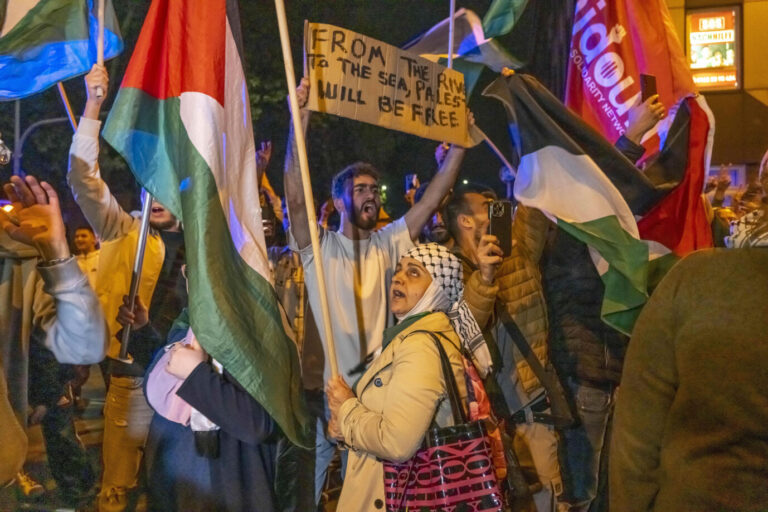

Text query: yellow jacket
(68, 118), (164, 359)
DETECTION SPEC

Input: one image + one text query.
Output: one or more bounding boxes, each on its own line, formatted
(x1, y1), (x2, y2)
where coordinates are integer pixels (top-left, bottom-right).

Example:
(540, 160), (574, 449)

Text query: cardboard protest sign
(304, 22), (478, 147)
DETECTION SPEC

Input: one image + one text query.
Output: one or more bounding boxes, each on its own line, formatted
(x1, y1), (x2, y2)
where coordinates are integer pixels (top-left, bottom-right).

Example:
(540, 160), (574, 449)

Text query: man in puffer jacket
(445, 183), (562, 512)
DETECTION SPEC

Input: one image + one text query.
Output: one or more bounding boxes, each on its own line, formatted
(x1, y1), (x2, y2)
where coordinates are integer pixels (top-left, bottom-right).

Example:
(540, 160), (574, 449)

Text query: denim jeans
(557, 378), (616, 512)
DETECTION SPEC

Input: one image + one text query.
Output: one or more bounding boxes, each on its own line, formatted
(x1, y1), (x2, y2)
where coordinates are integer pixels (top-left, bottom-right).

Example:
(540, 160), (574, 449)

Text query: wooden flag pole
(95, 0), (105, 98)
(274, 0), (339, 378)
(56, 83), (78, 132)
(447, 0), (456, 69)
(477, 127), (517, 178)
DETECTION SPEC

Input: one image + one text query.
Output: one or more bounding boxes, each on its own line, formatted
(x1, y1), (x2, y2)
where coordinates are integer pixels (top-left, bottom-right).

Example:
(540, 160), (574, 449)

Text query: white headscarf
(397, 243), (493, 377)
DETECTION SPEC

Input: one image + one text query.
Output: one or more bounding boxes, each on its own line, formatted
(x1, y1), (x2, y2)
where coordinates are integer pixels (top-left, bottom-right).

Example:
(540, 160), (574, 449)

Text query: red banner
(565, 0), (696, 149)
(566, 0), (714, 255)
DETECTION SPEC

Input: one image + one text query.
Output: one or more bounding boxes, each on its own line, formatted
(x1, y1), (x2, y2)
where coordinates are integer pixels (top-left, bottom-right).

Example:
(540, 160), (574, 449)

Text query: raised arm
(284, 77), (312, 250)
(257, 141), (284, 226)
(67, 64), (135, 241)
(616, 95), (666, 164)
(2, 175), (108, 364)
(404, 115), (472, 241)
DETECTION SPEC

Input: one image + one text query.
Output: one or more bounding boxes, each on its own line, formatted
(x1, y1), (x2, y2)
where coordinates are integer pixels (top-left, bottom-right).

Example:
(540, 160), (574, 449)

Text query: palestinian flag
(102, 0), (310, 446)
(402, 8), (519, 95)
(637, 96), (714, 255)
(0, 0), (122, 100)
(484, 73), (678, 334)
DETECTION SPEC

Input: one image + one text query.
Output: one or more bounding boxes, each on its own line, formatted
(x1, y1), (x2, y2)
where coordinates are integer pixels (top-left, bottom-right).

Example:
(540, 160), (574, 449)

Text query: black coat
(541, 229), (627, 385)
(538, 134), (644, 386)
(144, 347), (278, 512)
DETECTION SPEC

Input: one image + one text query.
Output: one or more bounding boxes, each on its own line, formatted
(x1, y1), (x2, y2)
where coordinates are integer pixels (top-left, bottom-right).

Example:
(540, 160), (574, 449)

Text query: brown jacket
(459, 204), (551, 394)
(611, 249), (768, 511)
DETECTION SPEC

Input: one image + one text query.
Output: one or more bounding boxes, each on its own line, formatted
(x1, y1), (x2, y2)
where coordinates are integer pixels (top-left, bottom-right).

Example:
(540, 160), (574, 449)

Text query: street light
(12, 117), (70, 174)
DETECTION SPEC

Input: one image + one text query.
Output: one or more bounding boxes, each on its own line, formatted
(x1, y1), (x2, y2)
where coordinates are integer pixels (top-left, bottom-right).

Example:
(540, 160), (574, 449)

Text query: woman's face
(390, 257), (432, 316)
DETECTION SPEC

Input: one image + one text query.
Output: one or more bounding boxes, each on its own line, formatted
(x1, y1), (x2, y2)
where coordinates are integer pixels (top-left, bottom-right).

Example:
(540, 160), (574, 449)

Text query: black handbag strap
(497, 310), (574, 427)
(497, 311), (549, 385)
(407, 330), (467, 425)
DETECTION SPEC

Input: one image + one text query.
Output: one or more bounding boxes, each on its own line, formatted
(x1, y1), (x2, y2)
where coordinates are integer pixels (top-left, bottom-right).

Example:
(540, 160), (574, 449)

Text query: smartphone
(640, 74), (657, 102)
(488, 200), (513, 257)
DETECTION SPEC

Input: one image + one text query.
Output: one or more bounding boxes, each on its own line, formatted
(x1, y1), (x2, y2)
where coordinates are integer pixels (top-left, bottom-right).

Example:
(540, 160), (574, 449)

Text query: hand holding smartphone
(488, 200), (513, 257)
(640, 74), (657, 102)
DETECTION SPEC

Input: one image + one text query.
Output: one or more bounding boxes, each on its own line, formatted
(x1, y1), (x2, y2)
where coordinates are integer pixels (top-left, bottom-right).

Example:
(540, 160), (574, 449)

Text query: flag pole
(56, 83), (78, 132)
(13, 100), (21, 175)
(274, 0), (339, 378)
(95, 0), (105, 99)
(486, 67), (518, 179)
(477, 127), (516, 178)
(118, 190), (153, 361)
(447, 0), (456, 69)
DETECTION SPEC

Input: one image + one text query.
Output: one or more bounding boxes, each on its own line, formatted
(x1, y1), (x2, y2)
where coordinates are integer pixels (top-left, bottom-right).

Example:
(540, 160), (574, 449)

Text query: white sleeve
(67, 118), (137, 241)
(32, 257), (109, 364)
(380, 217), (415, 267)
(289, 226), (327, 267)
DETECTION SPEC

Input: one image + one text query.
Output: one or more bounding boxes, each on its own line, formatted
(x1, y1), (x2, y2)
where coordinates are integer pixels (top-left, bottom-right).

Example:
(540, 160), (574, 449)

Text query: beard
(347, 196), (378, 231)
(427, 227), (452, 244)
(352, 208), (377, 230)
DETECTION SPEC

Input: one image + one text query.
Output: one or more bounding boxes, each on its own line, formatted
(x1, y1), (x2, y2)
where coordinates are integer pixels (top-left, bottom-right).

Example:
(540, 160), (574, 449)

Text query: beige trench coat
(337, 312), (468, 512)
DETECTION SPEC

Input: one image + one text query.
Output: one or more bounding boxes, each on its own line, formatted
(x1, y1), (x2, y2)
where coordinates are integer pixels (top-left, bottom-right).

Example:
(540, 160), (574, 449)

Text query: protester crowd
(1, 60), (767, 512)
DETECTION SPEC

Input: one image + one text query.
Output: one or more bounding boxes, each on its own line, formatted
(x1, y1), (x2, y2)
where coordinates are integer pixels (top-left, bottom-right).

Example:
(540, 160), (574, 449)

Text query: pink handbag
(383, 331), (504, 512)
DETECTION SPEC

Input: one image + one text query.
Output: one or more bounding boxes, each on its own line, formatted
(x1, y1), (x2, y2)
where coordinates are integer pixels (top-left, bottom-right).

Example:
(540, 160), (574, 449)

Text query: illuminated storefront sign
(686, 7), (740, 90)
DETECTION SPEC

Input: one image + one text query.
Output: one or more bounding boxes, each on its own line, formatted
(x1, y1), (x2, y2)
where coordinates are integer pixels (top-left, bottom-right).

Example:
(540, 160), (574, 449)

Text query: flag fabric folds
(637, 96), (714, 254)
(482, 0), (529, 39)
(0, 0), (122, 100)
(402, 8), (520, 94)
(484, 73), (676, 334)
(102, 0), (310, 446)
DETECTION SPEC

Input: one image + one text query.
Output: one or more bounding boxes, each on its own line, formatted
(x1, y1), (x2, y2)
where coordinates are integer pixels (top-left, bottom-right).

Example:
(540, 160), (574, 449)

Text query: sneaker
(15, 471), (45, 499)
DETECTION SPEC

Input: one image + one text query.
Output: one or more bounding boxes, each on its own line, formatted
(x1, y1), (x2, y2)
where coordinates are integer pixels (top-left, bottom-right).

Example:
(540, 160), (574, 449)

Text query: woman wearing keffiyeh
(326, 243), (490, 511)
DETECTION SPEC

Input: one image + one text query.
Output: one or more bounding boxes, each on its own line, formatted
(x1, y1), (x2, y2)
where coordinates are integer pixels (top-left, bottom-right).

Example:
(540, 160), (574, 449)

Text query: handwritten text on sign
(304, 22), (472, 146)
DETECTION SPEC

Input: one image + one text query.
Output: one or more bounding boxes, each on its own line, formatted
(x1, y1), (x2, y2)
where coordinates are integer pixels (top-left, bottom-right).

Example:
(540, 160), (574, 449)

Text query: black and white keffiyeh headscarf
(725, 208), (768, 248)
(397, 243), (493, 376)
